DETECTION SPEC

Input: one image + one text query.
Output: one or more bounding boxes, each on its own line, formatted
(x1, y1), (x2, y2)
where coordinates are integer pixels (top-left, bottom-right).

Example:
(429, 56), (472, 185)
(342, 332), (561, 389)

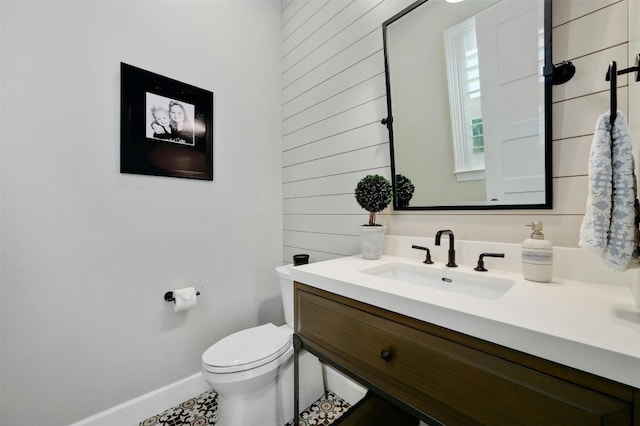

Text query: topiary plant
(395, 174), (415, 208)
(355, 174), (393, 226)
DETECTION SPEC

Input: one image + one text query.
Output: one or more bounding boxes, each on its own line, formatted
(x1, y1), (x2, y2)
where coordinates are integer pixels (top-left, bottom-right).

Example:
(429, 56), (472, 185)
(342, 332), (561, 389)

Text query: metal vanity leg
(293, 334), (302, 425)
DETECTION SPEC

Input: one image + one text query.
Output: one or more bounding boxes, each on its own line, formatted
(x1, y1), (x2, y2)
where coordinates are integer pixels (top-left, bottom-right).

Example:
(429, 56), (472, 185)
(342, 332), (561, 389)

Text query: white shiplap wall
(281, 0), (635, 264)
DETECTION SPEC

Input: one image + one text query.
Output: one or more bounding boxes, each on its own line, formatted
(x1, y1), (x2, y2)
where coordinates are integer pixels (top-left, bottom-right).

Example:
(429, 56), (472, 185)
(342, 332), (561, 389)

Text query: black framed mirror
(383, 0), (552, 210)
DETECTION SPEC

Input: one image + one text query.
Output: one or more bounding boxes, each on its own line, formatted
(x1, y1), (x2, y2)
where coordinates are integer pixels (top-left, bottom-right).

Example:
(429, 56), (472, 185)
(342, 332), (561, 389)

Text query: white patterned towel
(579, 111), (638, 271)
(579, 113), (613, 254)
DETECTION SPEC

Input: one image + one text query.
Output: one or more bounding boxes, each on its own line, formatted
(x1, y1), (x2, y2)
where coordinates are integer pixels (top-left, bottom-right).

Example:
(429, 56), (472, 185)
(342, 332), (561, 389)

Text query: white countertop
(291, 255), (640, 388)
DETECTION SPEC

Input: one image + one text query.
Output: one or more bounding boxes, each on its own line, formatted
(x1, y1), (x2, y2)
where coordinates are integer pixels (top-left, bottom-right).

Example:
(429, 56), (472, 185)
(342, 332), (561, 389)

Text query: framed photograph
(120, 63), (213, 180)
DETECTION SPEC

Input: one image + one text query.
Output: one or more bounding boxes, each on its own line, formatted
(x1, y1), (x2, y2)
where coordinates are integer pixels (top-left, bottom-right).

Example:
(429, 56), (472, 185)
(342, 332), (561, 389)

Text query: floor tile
(138, 389), (351, 426)
(138, 391), (218, 426)
(285, 390), (352, 426)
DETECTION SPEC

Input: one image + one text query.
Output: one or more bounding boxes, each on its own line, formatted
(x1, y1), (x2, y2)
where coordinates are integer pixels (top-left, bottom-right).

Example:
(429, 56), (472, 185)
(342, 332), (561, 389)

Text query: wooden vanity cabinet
(294, 283), (638, 426)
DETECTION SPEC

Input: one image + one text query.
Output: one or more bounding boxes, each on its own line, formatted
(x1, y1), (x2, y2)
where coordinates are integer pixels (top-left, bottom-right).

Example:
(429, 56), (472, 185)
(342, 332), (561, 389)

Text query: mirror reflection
(383, 0), (551, 210)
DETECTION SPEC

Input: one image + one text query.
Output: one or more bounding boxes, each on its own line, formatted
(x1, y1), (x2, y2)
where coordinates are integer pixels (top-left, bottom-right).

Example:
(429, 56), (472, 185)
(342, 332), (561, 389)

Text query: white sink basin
(360, 263), (515, 300)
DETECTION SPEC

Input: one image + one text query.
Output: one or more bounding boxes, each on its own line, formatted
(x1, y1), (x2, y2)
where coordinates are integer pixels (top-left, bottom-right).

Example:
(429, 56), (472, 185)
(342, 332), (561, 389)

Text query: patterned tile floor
(285, 391), (352, 426)
(138, 389), (351, 426)
(138, 391), (218, 426)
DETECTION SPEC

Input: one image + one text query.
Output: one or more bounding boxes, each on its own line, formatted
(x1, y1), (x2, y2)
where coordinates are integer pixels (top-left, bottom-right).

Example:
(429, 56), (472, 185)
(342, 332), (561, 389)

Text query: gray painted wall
(0, 1), (282, 424)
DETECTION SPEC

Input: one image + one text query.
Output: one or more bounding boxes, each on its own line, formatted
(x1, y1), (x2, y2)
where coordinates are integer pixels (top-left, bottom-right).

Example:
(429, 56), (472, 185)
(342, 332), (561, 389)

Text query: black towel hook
(605, 54), (640, 81)
(605, 53), (640, 127)
(607, 61), (618, 126)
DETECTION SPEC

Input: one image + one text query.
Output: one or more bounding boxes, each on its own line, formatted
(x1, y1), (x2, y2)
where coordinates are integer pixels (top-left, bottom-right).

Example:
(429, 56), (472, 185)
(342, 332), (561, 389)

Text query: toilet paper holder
(164, 290), (200, 302)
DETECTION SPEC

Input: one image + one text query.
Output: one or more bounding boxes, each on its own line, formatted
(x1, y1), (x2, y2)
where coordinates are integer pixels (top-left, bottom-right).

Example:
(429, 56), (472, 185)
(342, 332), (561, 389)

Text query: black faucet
(435, 230), (457, 267)
(411, 245), (434, 264)
(474, 253), (505, 272)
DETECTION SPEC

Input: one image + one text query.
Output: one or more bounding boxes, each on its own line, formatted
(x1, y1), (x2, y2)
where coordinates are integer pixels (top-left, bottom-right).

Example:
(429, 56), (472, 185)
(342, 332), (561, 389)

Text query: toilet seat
(202, 323), (292, 374)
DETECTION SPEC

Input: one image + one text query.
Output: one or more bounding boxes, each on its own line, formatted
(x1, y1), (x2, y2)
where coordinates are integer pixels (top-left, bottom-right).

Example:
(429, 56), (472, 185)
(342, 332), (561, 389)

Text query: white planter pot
(358, 225), (386, 260)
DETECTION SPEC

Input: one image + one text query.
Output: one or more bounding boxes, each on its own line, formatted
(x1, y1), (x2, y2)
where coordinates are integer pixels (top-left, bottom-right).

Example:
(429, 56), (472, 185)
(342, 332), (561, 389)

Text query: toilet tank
(275, 265), (294, 328)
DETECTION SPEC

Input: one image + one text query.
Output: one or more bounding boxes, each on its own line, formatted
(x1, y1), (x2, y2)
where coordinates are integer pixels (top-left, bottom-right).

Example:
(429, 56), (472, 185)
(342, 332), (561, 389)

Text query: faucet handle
(474, 253), (505, 272)
(411, 245), (434, 264)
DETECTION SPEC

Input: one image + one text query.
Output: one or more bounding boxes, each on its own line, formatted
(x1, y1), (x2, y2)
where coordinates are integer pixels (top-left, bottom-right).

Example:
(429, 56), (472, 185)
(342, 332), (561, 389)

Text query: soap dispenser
(522, 221), (553, 283)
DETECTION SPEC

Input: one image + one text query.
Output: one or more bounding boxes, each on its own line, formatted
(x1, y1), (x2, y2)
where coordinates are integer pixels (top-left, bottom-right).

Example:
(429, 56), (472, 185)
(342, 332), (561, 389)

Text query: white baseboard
(69, 373), (210, 426)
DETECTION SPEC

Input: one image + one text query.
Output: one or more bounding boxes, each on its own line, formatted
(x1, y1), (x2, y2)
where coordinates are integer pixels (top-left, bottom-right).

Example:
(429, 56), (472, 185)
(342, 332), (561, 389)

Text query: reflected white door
(476, 0), (545, 204)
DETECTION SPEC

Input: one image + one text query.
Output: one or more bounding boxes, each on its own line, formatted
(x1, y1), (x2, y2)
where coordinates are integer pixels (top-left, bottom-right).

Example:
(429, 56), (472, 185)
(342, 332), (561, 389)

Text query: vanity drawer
(295, 284), (632, 426)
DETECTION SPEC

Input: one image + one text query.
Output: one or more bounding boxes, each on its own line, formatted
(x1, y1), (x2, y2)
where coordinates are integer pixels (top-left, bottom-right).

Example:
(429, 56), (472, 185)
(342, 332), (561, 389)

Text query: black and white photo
(146, 93), (195, 146)
(121, 63), (213, 180)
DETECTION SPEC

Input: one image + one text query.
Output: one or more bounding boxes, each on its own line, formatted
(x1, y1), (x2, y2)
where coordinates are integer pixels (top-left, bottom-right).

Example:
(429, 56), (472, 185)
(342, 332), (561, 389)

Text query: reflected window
(472, 118), (484, 154)
(444, 17), (485, 182)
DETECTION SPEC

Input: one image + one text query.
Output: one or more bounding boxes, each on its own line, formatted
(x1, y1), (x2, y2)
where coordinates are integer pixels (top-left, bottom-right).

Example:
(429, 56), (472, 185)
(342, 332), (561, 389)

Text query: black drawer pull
(380, 349), (393, 361)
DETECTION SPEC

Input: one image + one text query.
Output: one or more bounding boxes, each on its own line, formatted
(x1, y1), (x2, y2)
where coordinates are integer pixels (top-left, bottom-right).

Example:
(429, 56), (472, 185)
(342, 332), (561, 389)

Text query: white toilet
(201, 265), (325, 426)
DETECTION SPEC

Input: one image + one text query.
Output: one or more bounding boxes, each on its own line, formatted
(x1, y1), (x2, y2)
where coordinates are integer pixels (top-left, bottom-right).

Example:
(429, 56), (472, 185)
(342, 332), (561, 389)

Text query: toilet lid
(202, 323), (292, 373)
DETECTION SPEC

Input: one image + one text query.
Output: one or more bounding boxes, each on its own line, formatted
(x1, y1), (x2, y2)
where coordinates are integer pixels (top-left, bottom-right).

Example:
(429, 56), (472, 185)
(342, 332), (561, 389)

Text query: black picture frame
(120, 63), (213, 180)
